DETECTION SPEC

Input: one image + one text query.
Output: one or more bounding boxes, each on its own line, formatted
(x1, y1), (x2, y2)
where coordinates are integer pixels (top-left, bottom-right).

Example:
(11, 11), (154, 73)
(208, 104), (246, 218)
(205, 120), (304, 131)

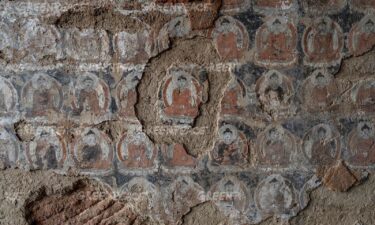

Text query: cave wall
(0, 0), (374, 224)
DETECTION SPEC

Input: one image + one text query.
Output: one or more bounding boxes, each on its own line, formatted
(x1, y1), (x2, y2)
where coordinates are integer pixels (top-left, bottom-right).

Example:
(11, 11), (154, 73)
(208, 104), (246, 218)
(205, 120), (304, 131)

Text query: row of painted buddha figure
(2, 12), (375, 67)
(0, 127), (156, 171)
(211, 122), (375, 168)
(0, 72), (137, 122)
(219, 0), (373, 14)
(223, 69), (374, 117)
(211, 14), (375, 65)
(0, 18), (154, 64)
(119, 174), (305, 223)
(1, 120), (374, 172)
(0, 69), (203, 124)
(0, 67), (374, 124)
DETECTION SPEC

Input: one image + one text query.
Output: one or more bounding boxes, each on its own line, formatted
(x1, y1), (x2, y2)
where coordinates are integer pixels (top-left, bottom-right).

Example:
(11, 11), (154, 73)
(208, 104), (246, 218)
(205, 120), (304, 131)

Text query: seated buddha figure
(211, 124), (249, 166)
(350, 15), (375, 56)
(211, 16), (249, 61)
(256, 17), (297, 66)
(221, 78), (246, 116)
(256, 70), (294, 117)
(72, 73), (110, 117)
(303, 17), (343, 64)
(73, 129), (113, 171)
(302, 70), (338, 112)
(348, 122), (375, 167)
(353, 80), (375, 112)
(255, 126), (296, 167)
(162, 68), (203, 121)
(255, 174), (296, 215)
(27, 127), (66, 170)
(22, 73), (62, 118)
(210, 177), (248, 216)
(303, 124), (340, 166)
(117, 131), (156, 169)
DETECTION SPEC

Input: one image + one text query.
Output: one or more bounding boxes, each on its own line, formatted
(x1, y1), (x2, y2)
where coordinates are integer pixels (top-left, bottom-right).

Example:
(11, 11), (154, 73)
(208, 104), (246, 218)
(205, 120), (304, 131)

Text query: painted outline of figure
(121, 177), (160, 213)
(210, 16), (249, 61)
(255, 174), (297, 216)
(72, 72), (110, 117)
(72, 128), (113, 172)
(63, 28), (109, 62)
(351, 80), (375, 113)
(114, 29), (152, 64)
(302, 124), (340, 166)
(164, 176), (204, 223)
(117, 130), (156, 169)
(255, 17), (297, 67)
(221, 78), (247, 116)
(348, 122), (375, 167)
(162, 67), (203, 120)
(211, 124), (249, 166)
(255, 70), (294, 114)
(255, 125), (297, 167)
(21, 73), (63, 118)
(0, 21), (15, 61)
(349, 15), (375, 56)
(0, 127), (19, 169)
(209, 176), (249, 217)
(0, 77), (18, 117)
(18, 19), (61, 62)
(302, 70), (339, 112)
(26, 127), (66, 170)
(302, 17), (344, 65)
(116, 70), (141, 119)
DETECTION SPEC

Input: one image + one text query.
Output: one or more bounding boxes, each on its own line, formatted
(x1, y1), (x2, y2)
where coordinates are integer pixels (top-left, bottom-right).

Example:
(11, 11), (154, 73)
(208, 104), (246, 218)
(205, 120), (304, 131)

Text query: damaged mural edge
(0, 0), (374, 224)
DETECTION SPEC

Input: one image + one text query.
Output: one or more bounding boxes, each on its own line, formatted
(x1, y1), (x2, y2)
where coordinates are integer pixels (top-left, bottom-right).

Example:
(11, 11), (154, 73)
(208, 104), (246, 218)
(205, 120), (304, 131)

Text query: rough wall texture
(0, 0), (375, 224)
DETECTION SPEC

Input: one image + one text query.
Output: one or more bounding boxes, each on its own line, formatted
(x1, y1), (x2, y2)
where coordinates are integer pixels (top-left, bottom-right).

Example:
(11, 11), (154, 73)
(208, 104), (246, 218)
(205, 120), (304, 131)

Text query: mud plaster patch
(135, 37), (231, 157)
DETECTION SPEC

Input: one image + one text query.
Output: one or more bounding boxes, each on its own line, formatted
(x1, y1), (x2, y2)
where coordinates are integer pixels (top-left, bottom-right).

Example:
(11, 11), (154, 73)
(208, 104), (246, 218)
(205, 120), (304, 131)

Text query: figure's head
(364, 18), (375, 33)
(317, 18), (331, 34)
(130, 183), (145, 193)
(177, 75), (188, 89)
(360, 123), (373, 139)
(315, 72), (328, 87)
(269, 72), (281, 90)
(271, 18), (284, 34)
(39, 131), (50, 138)
(124, 71), (140, 89)
(35, 74), (52, 90)
(84, 131), (97, 146)
(222, 128), (235, 144)
(221, 18), (231, 26)
(224, 180), (235, 193)
(269, 128), (280, 140)
(132, 132), (144, 145)
(82, 77), (95, 90)
(317, 127), (327, 140)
